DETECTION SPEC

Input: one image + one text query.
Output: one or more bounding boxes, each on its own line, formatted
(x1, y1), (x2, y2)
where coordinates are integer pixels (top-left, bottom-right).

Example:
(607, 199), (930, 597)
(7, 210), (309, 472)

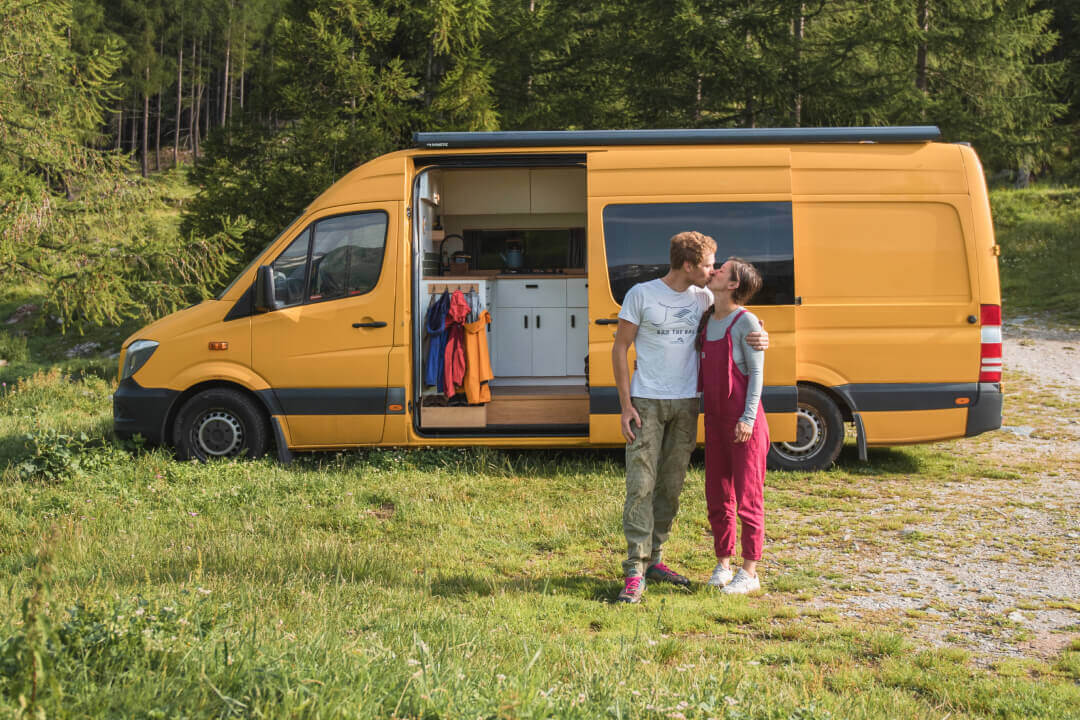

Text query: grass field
(1, 183), (1078, 718)
(1, 367), (1078, 718)
(991, 186), (1080, 325)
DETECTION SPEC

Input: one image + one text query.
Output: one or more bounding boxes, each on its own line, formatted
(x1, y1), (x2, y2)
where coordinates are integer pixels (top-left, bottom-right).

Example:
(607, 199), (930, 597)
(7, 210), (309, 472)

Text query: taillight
(979, 304), (1002, 383)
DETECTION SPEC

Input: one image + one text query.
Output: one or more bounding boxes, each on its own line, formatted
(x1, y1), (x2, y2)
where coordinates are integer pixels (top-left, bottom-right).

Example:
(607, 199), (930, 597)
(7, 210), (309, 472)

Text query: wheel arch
(796, 379), (855, 422)
(164, 380), (275, 448)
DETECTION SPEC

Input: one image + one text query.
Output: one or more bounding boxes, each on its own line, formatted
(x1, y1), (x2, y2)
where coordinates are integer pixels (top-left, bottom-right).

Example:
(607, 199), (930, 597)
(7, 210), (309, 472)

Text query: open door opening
(411, 159), (590, 436)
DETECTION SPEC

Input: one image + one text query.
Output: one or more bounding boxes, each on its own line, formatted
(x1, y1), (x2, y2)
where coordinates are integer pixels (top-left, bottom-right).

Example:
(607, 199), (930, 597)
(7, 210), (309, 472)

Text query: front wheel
(173, 388), (269, 461)
(767, 386), (845, 471)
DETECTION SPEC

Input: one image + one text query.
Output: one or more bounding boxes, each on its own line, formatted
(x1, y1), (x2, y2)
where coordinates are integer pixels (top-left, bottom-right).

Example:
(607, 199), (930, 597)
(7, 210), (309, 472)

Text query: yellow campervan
(113, 126), (1003, 471)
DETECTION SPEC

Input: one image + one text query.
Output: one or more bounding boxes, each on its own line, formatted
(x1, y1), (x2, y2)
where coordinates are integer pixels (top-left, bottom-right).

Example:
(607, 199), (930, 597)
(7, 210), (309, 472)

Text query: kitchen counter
(424, 271), (586, 279)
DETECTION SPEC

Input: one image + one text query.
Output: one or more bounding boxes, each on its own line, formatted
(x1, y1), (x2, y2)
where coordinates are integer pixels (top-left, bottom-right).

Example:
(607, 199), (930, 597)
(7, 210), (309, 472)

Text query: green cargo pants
(622, 397), (699, 578)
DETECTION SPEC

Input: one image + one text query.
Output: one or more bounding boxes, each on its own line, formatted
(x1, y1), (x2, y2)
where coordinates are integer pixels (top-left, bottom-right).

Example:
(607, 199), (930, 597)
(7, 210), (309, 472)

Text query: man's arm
(612, 319), (641, 442)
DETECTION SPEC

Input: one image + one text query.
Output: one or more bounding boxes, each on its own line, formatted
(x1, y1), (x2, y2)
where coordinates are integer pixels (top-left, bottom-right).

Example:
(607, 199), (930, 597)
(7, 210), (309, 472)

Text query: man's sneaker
(645, 561), (692, 587)
(708, 563), (734, 588)
(720, 568), (761, 594)
(616, 576), (646, 603)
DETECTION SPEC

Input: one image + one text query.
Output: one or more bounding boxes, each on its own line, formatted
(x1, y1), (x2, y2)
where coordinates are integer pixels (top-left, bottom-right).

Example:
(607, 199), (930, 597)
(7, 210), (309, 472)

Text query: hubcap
(772, 403), (826, 462)
(193, 410), (244, 457)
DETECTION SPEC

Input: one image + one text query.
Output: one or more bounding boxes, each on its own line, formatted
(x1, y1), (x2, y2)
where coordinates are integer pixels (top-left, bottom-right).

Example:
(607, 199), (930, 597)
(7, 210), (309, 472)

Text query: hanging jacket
(444, 290), (470, 398)
(464, 310), (493, 404)
(424, 290), (451, 391)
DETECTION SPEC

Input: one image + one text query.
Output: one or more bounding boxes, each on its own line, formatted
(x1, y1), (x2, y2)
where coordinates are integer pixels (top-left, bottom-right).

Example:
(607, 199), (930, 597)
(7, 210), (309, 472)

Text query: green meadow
(1, 185), (1078, 718)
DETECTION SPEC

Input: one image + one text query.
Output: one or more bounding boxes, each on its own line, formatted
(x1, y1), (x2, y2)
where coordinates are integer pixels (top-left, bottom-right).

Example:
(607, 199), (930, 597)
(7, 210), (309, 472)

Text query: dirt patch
(774, 320), (1080, 665)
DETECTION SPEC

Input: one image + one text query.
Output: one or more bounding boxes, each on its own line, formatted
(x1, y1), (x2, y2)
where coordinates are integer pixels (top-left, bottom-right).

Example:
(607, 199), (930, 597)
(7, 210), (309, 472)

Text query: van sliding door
(586, 147), (799, 445)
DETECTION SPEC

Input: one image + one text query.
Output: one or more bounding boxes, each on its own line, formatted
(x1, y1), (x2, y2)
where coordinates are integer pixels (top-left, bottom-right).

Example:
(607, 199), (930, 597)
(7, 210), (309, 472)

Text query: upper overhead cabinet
(440, 168), (586, 215)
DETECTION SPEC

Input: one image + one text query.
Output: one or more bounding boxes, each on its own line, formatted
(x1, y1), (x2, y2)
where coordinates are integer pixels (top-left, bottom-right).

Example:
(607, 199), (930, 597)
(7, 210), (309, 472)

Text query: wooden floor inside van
(487, 385), (589, 426)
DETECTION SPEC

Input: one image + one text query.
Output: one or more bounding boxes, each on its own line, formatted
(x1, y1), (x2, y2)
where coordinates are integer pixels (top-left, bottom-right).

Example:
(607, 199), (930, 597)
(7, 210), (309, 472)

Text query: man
(612, 231), (768, 603)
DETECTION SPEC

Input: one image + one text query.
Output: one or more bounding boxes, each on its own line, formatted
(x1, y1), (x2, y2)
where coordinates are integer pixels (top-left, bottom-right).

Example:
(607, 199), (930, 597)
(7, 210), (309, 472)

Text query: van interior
(413, 163), (590, 435)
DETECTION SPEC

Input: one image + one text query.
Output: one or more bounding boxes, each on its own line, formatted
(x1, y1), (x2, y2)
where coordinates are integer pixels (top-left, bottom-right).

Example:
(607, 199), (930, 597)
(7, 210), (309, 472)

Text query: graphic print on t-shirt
(644, 301), (702, 344)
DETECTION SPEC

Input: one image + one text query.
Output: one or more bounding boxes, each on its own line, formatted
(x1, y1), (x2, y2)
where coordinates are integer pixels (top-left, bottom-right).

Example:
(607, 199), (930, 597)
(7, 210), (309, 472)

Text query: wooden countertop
(424, 272), (586, 280)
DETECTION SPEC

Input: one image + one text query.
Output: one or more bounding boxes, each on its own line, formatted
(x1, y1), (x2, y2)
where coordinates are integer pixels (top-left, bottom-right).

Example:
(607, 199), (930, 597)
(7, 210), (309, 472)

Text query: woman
(697, 258), (768, 594)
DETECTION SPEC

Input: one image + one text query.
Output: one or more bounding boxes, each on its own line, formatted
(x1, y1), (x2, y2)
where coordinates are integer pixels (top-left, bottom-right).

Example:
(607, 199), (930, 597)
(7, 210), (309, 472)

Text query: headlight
(121, 340), (159, 380)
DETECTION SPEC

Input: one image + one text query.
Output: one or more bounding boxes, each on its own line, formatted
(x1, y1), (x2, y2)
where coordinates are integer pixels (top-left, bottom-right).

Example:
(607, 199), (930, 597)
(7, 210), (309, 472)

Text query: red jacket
(444, 290), (470, 397)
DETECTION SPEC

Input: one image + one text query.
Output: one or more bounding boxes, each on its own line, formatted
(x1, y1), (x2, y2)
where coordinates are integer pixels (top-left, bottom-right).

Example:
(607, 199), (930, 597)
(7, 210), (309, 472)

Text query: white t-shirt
(618, 279), (713, 399)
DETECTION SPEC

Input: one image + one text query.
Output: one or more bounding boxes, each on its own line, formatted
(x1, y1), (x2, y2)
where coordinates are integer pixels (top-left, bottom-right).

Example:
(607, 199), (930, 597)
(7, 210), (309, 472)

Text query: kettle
(500, 242), (524, 269)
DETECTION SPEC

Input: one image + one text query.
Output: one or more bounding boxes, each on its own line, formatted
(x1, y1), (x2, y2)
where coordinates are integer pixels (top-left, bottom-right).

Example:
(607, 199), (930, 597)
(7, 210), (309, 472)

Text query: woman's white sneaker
(720, 568), (760, 594)
(708, 564), (734, 588)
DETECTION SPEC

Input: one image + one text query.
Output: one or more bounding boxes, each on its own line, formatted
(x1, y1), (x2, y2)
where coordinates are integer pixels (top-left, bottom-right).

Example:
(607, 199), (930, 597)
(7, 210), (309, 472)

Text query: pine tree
(0, 0), (242, 329)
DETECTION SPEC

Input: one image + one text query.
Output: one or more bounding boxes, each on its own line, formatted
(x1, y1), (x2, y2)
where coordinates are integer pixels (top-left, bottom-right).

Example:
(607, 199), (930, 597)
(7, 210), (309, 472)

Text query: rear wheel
(767, 386), (844, 471)
(173, 388), (269, 461)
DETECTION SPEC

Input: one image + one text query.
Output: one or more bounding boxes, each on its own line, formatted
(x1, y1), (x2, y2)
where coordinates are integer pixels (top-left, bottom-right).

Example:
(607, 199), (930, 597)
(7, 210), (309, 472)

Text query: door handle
(524, 315), (528, 329)
(536, 315), (541, 329)
(570, 314), (575, 328)
(352, 321), (387, 328)
(595, 318), (618, 325)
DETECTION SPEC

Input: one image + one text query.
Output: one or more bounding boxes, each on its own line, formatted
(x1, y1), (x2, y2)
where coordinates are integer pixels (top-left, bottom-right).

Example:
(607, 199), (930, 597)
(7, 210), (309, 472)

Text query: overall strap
(723, 308), (747, 340)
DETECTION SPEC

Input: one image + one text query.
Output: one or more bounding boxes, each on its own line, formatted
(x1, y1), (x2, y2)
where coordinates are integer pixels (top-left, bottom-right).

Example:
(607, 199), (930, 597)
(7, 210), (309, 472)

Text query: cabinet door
(565, 307), (588, 377)
(566, 279), (588, 307)
(532, 307), (567, 376)
(494, 309), (533, 376)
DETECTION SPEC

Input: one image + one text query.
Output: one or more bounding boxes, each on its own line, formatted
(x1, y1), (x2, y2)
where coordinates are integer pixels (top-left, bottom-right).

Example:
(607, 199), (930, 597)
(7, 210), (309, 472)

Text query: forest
(2, 0), (1078, 329)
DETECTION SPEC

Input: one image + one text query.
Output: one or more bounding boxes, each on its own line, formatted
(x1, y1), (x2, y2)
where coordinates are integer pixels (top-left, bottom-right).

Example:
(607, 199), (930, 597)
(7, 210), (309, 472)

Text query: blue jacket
(424, 290), (451, 391)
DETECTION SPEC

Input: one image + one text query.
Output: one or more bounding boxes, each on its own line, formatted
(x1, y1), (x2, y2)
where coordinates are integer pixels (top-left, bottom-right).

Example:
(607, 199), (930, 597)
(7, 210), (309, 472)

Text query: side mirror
(254, 266), (278, 313)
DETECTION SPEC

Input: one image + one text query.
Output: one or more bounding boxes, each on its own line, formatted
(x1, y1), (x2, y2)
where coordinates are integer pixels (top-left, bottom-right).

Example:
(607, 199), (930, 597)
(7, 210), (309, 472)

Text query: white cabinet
(492, 278), (587, 379)
(566, 307), (587, 377)
(567, 278), (587, 307)
(494, 307), (566, 377)
(494, 310), (532, 377)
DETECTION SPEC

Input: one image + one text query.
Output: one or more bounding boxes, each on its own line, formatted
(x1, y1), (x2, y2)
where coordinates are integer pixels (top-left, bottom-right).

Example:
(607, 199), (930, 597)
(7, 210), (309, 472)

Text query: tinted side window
(309, 212), (388, 302)
(602, 202), (795, 305)
(270, 229), (311, 308)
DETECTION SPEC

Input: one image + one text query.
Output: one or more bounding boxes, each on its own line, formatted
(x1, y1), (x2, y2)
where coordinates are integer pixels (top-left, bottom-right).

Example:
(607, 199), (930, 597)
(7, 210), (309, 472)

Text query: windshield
(216, 214), (304, 300)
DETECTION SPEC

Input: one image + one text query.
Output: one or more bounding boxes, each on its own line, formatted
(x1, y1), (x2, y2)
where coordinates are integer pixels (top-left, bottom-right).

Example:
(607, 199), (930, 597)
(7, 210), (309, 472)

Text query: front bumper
(112, 377), (179, 444)
(965, 382), (1003, 437)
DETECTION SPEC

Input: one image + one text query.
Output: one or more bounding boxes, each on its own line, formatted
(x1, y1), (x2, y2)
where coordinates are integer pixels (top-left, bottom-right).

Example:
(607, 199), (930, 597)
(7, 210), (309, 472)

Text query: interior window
(602, 202), (795, 305)
(309, 212), (388, 301)
(270, 229), (311, 308)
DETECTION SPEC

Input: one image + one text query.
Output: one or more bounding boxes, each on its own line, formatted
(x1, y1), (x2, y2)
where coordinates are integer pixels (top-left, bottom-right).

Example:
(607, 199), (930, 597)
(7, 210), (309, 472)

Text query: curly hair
(669, 231), (717, 271)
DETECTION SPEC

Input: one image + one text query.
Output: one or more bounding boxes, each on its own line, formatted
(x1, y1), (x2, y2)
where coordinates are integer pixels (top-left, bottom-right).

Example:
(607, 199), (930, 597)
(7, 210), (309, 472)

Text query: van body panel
(127, 304), (253, 392)
(589, 147), (791, 197)
(250, 200), (400, 446)
(957, 146), (1002, 305)
(791, 144), (967, 195)
(586, 148), (799, 444)
(860, 408), (967, 444)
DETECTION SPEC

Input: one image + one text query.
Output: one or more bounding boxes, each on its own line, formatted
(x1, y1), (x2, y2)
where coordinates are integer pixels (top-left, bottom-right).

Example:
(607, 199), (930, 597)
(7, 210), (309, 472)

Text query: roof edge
(413, 126), (942, 150)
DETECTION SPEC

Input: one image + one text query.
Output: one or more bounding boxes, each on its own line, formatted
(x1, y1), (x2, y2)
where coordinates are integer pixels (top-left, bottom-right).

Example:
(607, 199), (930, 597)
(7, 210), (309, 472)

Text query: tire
(767, 385), (845, 472)
(173, 388), (269, 461)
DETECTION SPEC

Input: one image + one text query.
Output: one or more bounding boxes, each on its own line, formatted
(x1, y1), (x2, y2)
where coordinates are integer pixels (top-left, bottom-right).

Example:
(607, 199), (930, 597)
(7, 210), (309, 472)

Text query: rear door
(251, 203), (398, 447)
(586, 146), (798, 444)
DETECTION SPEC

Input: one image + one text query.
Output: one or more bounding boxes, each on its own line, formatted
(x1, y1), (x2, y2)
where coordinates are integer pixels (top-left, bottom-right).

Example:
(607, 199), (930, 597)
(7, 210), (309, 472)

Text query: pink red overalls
(699, 309), (770, 562)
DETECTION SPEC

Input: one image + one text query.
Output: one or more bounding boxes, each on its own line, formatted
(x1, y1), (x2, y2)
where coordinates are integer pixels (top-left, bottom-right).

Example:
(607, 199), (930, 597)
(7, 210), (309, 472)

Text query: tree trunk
(193, 39), (202, 166)
(116, 109), (123, 151)
(916, 0), (930, 93)
(155, 89), (162, 171)
(175, 30), (183, 167)
(792, 3), (804, 126)
(130, 104), (138, 155)
(222, 16), (231, 126)
(141, 67), (150, 178)
(239, 26), (246, 112)
(188, 38), (196, 155)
